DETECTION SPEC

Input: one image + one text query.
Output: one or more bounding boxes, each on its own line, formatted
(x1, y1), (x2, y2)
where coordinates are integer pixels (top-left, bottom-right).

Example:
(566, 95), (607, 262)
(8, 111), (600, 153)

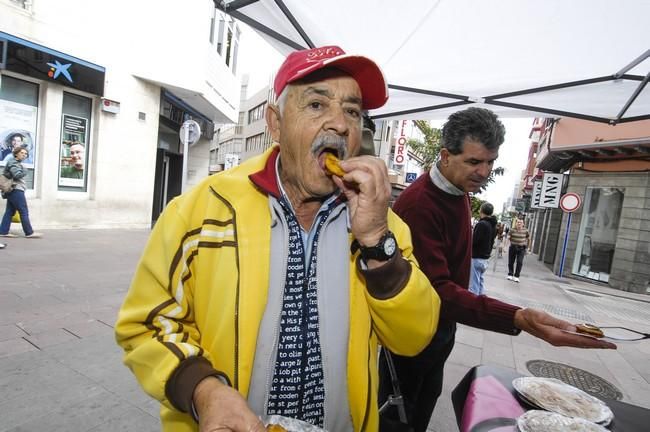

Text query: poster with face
(58, 114), (88, 188)
(0, 99), (37, 168)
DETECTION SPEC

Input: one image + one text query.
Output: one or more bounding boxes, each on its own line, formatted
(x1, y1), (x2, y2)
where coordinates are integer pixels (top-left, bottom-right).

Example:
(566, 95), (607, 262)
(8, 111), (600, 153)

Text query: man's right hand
(514, 308), (616, 349)
(193, 376), (266, 432)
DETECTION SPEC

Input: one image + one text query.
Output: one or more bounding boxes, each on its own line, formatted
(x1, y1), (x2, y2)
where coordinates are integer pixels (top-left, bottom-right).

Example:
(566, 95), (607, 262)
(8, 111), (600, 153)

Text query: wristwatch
(351, 231), (397, 262)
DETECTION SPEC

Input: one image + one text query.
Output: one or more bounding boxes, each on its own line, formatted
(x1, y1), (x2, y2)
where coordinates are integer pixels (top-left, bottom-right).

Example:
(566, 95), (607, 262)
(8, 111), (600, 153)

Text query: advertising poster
(58, 114), (88, 188)
(0, 99), (38, 168)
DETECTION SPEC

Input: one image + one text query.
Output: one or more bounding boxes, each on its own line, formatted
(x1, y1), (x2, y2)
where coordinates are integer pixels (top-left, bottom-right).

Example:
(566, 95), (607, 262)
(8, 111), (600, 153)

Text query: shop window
(0, 75), (38, 189)
(58, 92), (91, 191)
(572, 187), (625, 283)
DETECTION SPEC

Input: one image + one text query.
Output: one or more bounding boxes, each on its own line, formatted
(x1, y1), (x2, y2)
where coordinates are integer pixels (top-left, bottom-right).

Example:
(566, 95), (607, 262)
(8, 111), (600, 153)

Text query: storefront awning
(538, 137), (650, 171)
(0, 31), (105, 96)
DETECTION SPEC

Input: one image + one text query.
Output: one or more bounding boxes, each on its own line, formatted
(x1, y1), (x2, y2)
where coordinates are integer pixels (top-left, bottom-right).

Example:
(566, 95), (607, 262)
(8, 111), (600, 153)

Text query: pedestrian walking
(0, 147), (42, 239)
(507, 218), (529, 282)
(495, 222), (505, 257)
(469, 202), (497, 295)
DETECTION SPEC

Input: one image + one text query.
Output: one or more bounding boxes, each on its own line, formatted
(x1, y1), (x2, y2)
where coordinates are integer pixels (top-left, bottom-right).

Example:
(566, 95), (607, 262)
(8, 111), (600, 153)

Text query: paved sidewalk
(0, 229), (158, 432)
(429, 250), (650, 432)
(1, 230), (649, 431)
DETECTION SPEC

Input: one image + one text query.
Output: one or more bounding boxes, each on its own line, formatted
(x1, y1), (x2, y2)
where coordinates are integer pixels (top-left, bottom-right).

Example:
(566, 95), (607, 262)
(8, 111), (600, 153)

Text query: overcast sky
(478, 118), (533, 214)
(236, 25), (532, 214)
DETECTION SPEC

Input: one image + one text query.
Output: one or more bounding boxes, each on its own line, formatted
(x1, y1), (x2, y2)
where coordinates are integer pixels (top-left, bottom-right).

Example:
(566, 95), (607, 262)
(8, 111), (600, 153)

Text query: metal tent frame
(216, 0), (649, 125)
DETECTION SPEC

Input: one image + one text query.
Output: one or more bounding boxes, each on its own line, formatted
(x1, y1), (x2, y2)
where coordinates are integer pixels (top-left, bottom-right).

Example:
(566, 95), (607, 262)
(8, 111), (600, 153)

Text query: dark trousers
(378, 323), (456, 432)
(507, 245), (526, 277)
(0, 189), (33, 236)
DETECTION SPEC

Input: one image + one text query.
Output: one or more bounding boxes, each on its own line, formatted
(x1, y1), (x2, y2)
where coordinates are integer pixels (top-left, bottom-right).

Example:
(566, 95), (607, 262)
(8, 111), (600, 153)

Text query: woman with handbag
(0, 147), (42, 238)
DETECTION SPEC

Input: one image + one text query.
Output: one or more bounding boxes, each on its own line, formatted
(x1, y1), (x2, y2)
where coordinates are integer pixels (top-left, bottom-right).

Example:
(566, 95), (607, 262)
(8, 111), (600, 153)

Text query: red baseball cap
(273, 45), (388, 110)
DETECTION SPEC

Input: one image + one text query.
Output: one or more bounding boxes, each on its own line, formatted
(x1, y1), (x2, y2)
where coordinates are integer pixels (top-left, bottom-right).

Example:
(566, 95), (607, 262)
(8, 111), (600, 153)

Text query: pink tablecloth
(460, 375), (525, 432)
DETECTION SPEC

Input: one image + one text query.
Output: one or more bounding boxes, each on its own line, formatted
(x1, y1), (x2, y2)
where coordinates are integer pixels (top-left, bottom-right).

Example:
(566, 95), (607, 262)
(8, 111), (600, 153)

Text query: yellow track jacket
(115, 146), (440, 431)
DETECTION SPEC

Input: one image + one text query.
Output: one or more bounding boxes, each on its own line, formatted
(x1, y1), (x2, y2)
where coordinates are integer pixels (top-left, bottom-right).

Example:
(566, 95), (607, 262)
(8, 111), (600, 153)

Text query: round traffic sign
(559, 193), (582, 213)
(180, 120), (201, 145)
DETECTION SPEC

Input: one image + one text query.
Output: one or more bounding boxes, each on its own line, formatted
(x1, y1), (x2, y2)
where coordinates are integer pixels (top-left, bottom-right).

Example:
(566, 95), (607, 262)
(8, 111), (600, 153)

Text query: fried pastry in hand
(576, 323), (605, 338)
(323, 153), (345, 177)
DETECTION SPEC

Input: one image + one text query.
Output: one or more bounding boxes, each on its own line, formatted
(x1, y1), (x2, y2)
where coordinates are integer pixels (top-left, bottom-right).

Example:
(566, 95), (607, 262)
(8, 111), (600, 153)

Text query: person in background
(115, 45), (440, 432)
(0, 147), (42, 239)
(495, 222), (505, 257)
(60, 143), (85, 179)
(378, 107), (615, 432)
(469, 202), (497, 295)
(507, 218), (531, 282)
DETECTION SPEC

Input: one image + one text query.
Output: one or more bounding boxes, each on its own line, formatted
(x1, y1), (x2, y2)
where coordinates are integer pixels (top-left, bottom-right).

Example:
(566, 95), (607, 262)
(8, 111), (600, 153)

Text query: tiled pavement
(0, 229), (159, 432)
(1, 230), (649, 431)
(428, 251), (650, 432)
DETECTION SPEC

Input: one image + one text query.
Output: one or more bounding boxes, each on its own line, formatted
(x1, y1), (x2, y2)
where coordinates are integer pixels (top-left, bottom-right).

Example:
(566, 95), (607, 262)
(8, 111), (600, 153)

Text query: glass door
(572, 187), (625, 282)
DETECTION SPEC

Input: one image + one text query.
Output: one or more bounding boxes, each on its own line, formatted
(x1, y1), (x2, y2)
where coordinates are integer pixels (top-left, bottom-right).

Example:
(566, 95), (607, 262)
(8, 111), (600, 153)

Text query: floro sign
(392, 120), (408, 166)
(531, 181), (542, 209)
(539, 173), (564, 208)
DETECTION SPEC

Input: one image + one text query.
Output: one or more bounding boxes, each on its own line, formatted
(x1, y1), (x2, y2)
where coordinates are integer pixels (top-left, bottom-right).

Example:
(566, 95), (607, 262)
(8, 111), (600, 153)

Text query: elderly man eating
(116, 45), (440, 432)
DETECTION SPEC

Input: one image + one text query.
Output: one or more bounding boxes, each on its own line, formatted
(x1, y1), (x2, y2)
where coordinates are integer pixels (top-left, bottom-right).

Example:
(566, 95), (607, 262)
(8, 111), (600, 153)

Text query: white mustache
(311, 135), (347, 159)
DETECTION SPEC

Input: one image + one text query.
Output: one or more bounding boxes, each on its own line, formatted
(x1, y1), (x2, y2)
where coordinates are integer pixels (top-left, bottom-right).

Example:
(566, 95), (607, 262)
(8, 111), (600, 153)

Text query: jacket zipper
(264, 204), (289, 413)
(360, 331), (373, 431)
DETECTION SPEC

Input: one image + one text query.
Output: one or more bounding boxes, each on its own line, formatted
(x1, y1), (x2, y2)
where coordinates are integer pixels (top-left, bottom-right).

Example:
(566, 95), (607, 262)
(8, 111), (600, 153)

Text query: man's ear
(266, 104), (281, 143)
(439, 148), (450, 166)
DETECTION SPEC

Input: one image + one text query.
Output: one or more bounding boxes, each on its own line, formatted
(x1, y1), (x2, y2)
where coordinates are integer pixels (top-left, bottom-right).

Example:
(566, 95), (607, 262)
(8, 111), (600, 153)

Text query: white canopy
(217, 0), (650, 124)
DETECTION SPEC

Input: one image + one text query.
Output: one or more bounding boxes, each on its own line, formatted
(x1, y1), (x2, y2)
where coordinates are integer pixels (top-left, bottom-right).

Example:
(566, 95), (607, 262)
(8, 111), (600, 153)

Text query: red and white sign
(393, 120), (408, 165)
(559, 193), (582, 213)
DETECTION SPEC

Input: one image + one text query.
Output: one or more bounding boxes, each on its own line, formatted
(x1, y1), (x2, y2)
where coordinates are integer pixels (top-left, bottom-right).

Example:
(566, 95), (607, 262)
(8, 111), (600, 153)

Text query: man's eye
(309, 101), (322, 109)
(347, 109), (361, 118)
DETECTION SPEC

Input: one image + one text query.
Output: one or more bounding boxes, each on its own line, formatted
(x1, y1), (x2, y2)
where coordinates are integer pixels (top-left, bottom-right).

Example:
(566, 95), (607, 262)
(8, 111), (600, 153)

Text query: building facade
(1, 0), (240, 228)
(211, 75), (274, 173)
(525, 117), (650, 294)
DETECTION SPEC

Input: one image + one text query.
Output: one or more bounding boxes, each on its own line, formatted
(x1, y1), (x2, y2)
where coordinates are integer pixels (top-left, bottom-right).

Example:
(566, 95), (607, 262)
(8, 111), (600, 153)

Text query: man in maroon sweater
(378, 108), (615, 432)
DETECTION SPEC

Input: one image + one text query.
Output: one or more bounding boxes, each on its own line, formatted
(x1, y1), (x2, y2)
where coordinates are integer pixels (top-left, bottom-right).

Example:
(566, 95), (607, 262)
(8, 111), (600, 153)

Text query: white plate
(517, 410), (609, 432)
(512, 377), (613, 425)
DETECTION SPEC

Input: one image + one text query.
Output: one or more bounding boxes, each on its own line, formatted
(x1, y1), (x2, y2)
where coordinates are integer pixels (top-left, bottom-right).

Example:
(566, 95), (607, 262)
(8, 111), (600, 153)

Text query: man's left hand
(514, 308), (617, 349)
(334, 156), (391, 247)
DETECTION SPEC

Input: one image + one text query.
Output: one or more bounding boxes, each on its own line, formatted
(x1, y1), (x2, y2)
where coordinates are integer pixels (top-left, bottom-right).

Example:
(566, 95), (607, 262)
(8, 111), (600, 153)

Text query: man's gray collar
(429, 162), (464, 196)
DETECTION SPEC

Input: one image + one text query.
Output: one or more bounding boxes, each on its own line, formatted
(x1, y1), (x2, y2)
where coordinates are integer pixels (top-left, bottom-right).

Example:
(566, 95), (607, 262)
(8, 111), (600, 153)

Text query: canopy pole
(615, 49), (650, 79)
(274, 0), (315, 48)
(388, 84), (469, 101)
(613, 71), (650, 124)
(484, 100), (613, 124)
(216, 0), (306, 50)
(372, 101), (471, 120)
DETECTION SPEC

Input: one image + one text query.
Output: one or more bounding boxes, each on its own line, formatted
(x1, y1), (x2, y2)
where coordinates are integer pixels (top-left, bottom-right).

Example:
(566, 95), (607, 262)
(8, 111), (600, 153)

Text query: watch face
(383, 236), (397, 256)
